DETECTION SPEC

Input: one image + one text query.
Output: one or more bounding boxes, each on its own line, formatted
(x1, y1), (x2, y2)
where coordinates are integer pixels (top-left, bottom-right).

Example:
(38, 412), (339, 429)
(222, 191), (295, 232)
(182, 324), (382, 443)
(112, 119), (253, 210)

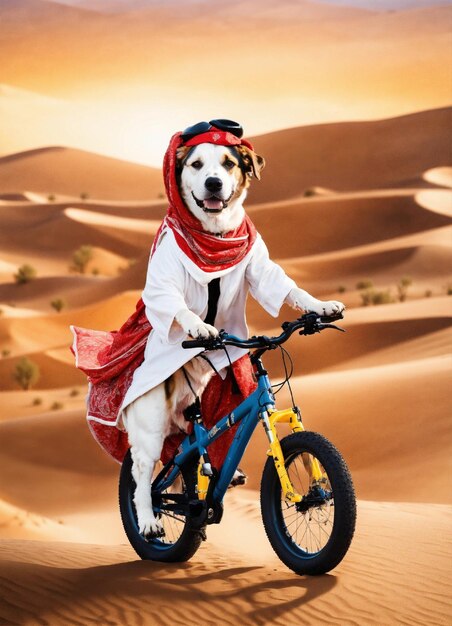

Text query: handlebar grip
(181, 339), (208, 349)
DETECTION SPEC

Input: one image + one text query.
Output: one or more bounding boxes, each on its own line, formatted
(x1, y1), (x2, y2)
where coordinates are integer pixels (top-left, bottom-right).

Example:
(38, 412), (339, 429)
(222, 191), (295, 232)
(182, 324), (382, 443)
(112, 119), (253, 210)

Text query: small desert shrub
(50, 298), (66, 313)
(32, 397), (42, 406)
(47, 194), (56, 202)
(359, 289), (372, 307)
(50, 401), (64, 411)
(424, 289), (432, 298)
(447, 286), (452, 296)
(338, 285), (346, 294)
(91, 267), (100, 276)
(0, 308), (3, 316)
(303, 188), (316, 197)
(356, 279), (373, 290)
(370, 290), (393, 305)
(396, 277), (412, 302)
(13, 357), (40, 390)
(71, 245), (93, 274)
(80, 192), (89, 201)
(1, 349), (11, 358)
(69, 388), (80, 397)
(357, 279), (373, 306)
(14, 264), (37, 285)
(359, 288), (393, 307)
(157, 192), (165, 199)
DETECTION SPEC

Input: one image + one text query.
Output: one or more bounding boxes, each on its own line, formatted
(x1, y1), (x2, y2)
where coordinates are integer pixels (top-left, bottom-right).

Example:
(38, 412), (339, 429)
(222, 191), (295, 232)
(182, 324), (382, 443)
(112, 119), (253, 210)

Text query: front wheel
(260, 431), (356, 575)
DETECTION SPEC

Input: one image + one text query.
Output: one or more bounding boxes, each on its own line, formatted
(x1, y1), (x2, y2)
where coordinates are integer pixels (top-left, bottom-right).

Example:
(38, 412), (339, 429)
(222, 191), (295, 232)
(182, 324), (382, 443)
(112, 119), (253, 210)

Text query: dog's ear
(176, 146), (191, 170)
(237, 145), (265, 180)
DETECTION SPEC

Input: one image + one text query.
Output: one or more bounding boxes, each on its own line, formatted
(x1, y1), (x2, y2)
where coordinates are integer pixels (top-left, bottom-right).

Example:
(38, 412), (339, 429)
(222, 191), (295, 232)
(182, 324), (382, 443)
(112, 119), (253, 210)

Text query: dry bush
(14, 264), (37, 285)
(13, 357), (40, 390)
(397, 277), (412, 302)
(51, 298), (66, 312)
(71, 245), (93, 274)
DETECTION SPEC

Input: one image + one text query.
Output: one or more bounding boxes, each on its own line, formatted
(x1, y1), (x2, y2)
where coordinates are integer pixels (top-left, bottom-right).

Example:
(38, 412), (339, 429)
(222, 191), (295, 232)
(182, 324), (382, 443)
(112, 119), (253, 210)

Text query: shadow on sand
(0, 552), (337, 625)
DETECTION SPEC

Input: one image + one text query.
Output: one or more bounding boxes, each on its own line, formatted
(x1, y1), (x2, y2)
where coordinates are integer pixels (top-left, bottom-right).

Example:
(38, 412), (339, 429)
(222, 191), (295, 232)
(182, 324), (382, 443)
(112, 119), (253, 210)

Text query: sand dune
(276, 240), (452, 305)
(0, 147), (162, 200)
(249, 190), (451, 258)
(0, 274), (117, 309)
(64, 206), (161, 233)
(0, 203), (150, 261)
(284, 242), (452, 285)
(249, 296), (452, 375)
(0, 350), (85, 391)
(0, 409), (116, 515)
(0, 385), (86, 421)
(0, 262), (147, 311)
(0, 290), (141, 359)
(424, 166), (452, 188)
(415, 188), (452, 217)
(249, 107), (452, 203)
(0, 499), (77, 541)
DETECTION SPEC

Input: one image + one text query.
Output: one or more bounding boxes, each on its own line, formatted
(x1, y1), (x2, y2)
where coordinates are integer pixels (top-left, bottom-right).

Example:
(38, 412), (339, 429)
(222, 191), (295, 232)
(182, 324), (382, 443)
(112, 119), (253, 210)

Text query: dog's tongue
(203, 198), (223, 211)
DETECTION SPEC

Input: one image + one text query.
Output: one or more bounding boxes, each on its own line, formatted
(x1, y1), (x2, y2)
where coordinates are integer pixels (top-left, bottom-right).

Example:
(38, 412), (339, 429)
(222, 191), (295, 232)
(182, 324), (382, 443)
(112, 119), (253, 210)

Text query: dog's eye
(190, 160), (203, 170)
(223, 159), (236, 170)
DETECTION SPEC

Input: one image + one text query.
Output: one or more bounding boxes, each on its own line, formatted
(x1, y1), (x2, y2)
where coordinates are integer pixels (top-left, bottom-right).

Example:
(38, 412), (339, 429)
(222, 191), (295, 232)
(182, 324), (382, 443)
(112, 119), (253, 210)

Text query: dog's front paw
(286, 288), (344, 317)
(309, 299), (345, 317)
(175, 309), (219, 339)
(140, 517), (165, 541)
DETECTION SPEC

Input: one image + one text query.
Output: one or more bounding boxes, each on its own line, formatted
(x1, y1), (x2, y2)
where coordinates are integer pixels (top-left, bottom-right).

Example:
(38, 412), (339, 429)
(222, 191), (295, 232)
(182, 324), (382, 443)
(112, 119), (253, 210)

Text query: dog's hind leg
(123, 384), (168, 540)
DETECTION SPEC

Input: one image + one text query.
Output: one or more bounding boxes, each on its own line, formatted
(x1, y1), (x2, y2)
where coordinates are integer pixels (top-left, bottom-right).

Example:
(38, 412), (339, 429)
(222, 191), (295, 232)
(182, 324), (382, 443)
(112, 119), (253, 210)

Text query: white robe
(119, 227), (296, 418)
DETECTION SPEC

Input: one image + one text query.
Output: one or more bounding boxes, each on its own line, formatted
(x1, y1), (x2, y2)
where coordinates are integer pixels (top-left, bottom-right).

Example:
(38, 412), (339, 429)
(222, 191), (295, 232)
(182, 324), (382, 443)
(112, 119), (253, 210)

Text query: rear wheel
(260, 431), (356, 575)
(119, 449), (205, 562)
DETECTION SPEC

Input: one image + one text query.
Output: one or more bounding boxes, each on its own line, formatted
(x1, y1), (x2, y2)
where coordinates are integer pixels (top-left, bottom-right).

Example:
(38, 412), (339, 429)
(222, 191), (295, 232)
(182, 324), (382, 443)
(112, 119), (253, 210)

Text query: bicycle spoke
(280, 451), (335, 555)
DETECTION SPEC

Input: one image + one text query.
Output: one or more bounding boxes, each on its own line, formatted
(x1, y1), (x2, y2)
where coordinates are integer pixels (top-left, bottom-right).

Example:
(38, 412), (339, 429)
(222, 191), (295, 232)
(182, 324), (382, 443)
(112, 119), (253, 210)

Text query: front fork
(195, 407), (325, 504)
(261, 407), (324, 503)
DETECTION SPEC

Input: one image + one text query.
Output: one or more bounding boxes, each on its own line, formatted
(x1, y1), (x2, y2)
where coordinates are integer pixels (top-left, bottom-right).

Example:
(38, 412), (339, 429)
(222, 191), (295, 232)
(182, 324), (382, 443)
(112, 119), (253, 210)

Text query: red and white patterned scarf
(159, 130), (257, 271)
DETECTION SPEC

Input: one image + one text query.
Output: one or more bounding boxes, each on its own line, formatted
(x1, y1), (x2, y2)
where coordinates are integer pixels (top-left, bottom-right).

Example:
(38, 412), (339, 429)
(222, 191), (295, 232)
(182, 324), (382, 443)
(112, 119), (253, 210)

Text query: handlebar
(181, 311), (345, 353)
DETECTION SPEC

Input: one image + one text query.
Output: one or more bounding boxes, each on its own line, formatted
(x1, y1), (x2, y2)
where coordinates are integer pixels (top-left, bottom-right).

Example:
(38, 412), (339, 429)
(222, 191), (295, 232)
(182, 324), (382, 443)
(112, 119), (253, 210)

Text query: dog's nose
(205, 177), (223, 193)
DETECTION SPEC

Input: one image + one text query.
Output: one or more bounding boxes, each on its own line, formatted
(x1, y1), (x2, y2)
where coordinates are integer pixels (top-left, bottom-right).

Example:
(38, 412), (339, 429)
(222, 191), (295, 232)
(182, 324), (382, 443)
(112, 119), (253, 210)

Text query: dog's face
(176, 143), (265, 234)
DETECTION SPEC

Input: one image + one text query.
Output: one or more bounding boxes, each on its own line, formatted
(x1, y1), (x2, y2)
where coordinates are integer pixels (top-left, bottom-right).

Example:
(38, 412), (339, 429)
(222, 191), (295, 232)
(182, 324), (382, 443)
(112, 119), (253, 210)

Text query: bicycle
(119, 311), (356, 575)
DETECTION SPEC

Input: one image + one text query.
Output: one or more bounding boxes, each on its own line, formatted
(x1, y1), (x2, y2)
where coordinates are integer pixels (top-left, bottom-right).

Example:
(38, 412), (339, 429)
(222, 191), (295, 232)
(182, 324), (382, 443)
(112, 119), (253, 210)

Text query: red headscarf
(161, 130), (257, 272)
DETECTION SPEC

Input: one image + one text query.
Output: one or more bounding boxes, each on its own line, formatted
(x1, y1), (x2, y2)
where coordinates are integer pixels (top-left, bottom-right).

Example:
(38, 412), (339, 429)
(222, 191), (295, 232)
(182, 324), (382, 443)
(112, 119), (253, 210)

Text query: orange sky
(0, 0), (451, 165)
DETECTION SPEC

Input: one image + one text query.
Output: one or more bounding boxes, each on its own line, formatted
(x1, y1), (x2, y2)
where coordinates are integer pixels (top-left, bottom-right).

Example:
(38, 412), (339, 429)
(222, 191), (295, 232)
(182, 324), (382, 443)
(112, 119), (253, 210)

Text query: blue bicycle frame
(154, 365), (275, 505)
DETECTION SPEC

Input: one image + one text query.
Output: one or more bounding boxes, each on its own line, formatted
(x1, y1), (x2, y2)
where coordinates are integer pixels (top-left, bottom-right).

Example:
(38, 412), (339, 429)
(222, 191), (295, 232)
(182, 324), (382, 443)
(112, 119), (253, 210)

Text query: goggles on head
(181, 119), (244, 143)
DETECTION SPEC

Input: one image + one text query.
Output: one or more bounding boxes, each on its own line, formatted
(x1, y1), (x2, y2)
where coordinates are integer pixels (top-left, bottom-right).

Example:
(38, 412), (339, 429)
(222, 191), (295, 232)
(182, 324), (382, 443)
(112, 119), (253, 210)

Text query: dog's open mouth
(192, 192), (233, 213)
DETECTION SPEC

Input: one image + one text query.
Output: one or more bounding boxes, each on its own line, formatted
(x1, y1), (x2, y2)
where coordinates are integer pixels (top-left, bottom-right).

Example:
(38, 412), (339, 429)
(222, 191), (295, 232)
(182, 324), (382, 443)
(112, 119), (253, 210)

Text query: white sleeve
(141, 233), (188, 344)
(245, 235), (296, 317)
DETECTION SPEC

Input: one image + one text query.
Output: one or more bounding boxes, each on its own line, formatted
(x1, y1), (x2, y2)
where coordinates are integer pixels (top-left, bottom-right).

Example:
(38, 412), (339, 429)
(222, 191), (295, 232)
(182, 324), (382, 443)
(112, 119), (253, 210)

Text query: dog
(122, 138), (345, 540)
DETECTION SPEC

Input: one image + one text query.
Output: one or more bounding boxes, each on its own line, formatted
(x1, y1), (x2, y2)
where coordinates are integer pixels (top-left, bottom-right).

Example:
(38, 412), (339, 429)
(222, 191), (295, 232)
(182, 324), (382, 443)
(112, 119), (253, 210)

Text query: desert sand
(1, 0), (452, 623)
